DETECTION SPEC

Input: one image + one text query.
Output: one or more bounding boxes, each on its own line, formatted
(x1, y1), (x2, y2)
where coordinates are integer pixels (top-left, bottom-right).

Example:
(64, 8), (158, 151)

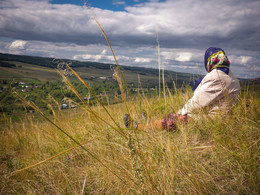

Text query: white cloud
(112, 0), (126, 6)
(101, 49), (107, 55)
(134, 57), (151, 63)
(240, 56), (254, 65)
(9, 40), (28, 54)
(9, 40), (28, 50)
(73, 53), (151, 64)
(161, 49), (202, 62)
(253, 66), (260, 71)
(229, 55), (258, 66)
(175, 52), (192, 62)
(169, 64), (198, 70)
(73, 54), (110, 61)
(160, 51), (173, 60)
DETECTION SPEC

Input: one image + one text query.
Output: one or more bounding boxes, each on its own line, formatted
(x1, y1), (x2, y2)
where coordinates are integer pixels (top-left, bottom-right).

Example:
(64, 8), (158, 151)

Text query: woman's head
(204, 47), (230, 73)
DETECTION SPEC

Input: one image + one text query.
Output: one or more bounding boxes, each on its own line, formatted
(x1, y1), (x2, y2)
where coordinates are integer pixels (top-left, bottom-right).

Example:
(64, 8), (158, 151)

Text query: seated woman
(124, 47), (241, 131)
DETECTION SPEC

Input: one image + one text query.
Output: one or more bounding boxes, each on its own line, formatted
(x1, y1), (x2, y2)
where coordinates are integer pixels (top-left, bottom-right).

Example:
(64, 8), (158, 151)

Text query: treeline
(0, 61), (16, 68)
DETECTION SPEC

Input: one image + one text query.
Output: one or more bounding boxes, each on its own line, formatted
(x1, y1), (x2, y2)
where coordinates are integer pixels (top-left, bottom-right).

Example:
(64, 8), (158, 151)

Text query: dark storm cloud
(0, 0), (259, 78)
(0, 0), (259, 50)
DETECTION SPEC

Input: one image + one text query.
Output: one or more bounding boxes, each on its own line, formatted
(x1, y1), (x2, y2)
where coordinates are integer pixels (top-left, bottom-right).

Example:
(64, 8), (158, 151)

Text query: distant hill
(0, 53), (200, 87)
(0, 53), (113, 69)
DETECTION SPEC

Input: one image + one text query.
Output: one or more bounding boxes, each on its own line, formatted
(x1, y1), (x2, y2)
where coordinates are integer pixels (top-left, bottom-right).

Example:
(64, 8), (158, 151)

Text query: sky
(0, 0), (260, 79)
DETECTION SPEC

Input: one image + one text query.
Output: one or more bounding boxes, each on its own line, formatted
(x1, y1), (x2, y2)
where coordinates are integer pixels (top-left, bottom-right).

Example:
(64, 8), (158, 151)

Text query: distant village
(0, 78), (158, 114)
(0, 79), (120, 111)
(0, 80), (40, 93)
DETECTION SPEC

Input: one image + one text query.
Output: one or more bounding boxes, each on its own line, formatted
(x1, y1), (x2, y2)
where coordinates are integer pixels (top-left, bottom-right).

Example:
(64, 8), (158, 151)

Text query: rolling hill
(0, 53), (199, 87)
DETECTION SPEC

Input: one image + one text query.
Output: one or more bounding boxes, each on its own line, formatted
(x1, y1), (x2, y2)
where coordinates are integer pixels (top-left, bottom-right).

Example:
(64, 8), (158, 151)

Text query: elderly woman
(124, 47), (241, 131)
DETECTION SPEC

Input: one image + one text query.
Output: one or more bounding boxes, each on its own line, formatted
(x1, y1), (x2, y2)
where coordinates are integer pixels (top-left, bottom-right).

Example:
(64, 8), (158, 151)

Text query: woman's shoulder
(202, 69), (239, 88)
(204, 69), (235, 81)
(202, 69), (221, 83)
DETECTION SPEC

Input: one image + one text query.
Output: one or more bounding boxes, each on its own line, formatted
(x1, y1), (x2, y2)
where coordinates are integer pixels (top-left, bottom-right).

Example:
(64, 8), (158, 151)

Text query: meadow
(0, 77), (259, 194)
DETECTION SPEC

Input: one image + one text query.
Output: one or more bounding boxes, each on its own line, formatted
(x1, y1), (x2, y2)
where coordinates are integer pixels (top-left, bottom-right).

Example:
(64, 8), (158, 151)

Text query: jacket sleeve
(181, 76), (225, 115)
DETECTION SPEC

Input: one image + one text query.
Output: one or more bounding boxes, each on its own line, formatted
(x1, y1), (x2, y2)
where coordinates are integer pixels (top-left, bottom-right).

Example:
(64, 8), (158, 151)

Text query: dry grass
(0, 86), (259, 194)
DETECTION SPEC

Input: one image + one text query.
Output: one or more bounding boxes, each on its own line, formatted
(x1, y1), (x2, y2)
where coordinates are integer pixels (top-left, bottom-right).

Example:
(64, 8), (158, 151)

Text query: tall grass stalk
(157, 34), (161, 103)
(56, 67), (126, 138)
(69, 100), (118, 132)
(162, 66), (167, 114)
(11, 92), (126, 184)
(83, 0), (131, 101)
(113, 67), (130, 118)
(58, 62), (148, 192)
(62, 63), (123, 132)
(114, 68), (150, 192)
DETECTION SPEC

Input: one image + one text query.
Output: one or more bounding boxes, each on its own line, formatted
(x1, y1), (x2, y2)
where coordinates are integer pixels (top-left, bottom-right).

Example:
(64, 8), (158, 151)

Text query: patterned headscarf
(204, 47), (230, 73)
(191, 47), (230, 92)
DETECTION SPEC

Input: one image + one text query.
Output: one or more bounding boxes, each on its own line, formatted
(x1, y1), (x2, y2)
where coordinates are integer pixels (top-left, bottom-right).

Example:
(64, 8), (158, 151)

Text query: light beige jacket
(180, 69), (240, 117)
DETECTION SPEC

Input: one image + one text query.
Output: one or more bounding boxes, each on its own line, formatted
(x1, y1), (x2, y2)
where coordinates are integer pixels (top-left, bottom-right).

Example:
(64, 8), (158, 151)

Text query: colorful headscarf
(192, 47), (230, 92)
(204, 47), (230, 73)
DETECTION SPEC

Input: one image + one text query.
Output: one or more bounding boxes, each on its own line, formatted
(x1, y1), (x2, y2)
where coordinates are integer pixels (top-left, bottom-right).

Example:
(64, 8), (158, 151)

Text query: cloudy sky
(0, 0), (260, 79)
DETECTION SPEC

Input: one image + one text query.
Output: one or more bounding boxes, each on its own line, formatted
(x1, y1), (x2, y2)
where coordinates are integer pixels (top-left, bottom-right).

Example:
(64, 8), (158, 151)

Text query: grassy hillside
(0, 82), (259, 194)
(0, 53), (197, 86)
(0, 61), (58, 81)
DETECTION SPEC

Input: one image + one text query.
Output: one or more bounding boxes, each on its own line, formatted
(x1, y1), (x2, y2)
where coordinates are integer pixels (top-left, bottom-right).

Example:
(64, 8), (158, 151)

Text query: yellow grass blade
(83, 1), (131, 100)
(64, 64), (124, 132)
(157, 34), (161, 102)
(57, 68), (127, 137)
(10, 135), (104, 175)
